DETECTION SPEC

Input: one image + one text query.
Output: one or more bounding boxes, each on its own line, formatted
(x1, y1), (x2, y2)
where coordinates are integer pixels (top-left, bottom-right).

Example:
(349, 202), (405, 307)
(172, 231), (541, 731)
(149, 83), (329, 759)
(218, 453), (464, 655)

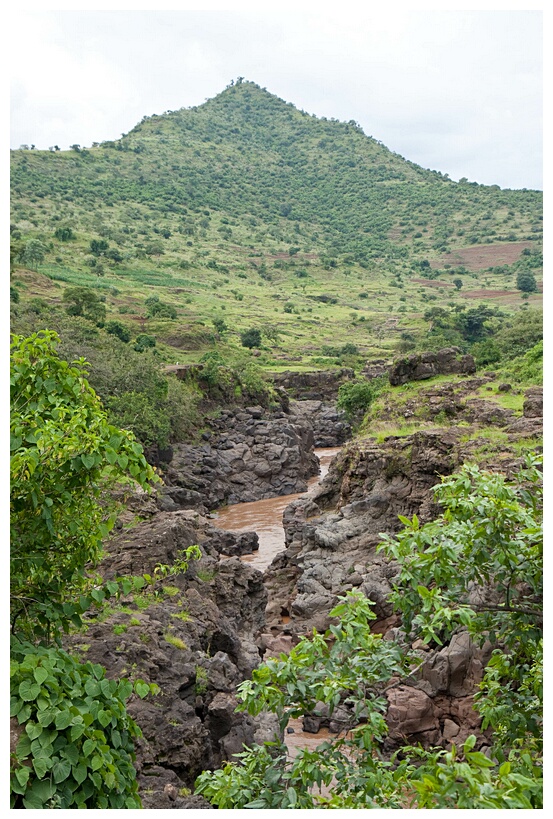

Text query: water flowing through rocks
(212, 447), (341, 763)
(213, 448), (341, 571)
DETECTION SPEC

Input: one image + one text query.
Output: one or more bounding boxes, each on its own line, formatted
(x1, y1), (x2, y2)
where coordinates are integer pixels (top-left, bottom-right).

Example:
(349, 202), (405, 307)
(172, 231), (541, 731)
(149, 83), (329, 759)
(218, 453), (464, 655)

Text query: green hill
(11, 79), (542, 370)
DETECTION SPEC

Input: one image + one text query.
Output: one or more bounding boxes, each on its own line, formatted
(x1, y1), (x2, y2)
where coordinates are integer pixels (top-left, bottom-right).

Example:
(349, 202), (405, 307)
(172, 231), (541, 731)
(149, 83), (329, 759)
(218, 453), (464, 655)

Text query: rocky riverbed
(69, 364), (541, 807)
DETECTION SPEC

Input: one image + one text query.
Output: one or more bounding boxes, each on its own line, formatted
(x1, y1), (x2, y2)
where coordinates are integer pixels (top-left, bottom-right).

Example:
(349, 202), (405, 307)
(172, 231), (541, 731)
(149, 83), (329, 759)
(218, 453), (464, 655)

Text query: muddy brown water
(214, 448), (342, 769)
(213, 448), (340, 571)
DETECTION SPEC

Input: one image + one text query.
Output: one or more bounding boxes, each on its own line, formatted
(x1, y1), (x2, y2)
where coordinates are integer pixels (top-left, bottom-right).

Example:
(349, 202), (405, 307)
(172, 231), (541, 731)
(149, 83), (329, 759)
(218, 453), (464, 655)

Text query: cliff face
(160, 405), (320, 510)
(264, 428), (463, 636)
(260, 389), (541, 753)
(65, 510), (278, 809)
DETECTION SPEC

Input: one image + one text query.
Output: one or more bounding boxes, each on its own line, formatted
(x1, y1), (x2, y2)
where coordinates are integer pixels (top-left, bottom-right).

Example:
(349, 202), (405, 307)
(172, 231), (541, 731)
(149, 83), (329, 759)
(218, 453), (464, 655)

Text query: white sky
(7, 4), (544, 190)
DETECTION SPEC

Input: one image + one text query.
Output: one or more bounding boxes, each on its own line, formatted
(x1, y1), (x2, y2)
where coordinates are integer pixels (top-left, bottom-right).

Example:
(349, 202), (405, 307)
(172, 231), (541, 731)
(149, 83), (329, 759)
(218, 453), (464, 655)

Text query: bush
(54, 226), (74, 242)
(213, 317), (228, 335)
(240, 327), (262, 348)
(516, 270), (537, 293)
(105, 320), (131, 343)
(10, 643), (142, 809)
(145, 296), (177, 320)
(133, 333), (156, 352)
(63, 287), (106, 325)
(337, 378), (384, 421)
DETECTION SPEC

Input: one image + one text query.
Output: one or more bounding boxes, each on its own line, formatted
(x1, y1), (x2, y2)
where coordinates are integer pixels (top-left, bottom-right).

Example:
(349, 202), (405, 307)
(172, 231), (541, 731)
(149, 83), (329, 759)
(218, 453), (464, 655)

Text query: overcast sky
(9, 6), (543, 191)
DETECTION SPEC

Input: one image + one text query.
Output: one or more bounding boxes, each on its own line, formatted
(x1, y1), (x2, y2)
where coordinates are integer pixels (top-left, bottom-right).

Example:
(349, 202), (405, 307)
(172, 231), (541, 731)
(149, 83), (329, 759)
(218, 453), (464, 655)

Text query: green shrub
(337, 378), (385, 421)
(133, 333), (156, 352)
(10, 642), (142, 809)
(240, 327), (262, 348)
(105, 320), (131, 343)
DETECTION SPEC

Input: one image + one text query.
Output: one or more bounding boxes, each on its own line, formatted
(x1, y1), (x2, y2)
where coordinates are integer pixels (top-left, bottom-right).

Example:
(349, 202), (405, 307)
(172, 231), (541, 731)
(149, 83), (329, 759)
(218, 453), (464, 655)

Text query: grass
(164, 633), (188, 650)
(171, 610), (192, 623)
(475, 383), (525, 414)
(162, 585), (180, 597)
(196, 568), (216, 583)
(362, 422), (423, 443)
(460, 428), (510, 445)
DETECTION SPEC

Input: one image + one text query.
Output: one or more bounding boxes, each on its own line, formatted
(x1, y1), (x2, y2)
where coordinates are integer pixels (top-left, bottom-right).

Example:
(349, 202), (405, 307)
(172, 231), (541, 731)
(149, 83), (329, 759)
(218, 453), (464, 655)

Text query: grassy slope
(10, 81), (543, 368)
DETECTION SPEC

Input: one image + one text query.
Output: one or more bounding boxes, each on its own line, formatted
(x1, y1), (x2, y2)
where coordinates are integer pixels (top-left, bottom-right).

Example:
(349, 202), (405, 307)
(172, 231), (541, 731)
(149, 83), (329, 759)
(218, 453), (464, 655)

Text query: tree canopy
(10, 331), (163, 808)
(10, 329), (157, 643)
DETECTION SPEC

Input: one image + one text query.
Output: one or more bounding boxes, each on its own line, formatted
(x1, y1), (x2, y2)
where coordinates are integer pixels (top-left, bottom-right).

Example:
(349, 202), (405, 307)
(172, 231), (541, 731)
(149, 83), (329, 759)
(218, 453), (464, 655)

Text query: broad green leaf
(134, 681), (150, 699)
(55, 710), (73, 730)
(52, 757), (72, 783)
(19, 680), (41, 702)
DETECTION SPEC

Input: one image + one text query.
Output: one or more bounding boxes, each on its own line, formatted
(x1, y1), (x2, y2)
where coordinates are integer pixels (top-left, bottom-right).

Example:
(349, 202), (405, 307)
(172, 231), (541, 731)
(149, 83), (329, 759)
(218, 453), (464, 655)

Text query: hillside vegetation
(11, 80), (542, 372)
(10, 81), (543, 809)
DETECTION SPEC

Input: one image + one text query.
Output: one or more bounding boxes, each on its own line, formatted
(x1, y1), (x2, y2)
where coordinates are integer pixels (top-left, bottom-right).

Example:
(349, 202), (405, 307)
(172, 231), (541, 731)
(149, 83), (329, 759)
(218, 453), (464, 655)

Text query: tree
(54, 226), (74, 242)
(240, 327), (262, 348)
(195, 459), (543, 809)
(336, 378), (383, 422)
(63, 287), (106, 325)
(133, 333), (156, 352)
(453, 277), (463, 290)
(105, 320), (131, 343)
(20, 239), (47, 270)
(145, 295), (177, 320)
(10, 330), (157, 641)
(10, 331), (162, 808)
(89, 238), (109, 256)
(516, 270), (537, 293)
(213, 317), (228, 335)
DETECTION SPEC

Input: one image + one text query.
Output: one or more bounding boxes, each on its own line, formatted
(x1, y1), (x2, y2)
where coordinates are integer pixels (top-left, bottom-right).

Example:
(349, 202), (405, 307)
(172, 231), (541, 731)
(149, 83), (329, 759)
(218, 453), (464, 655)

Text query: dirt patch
(433, 242), (533, 271)
(462, 289), (518, 298)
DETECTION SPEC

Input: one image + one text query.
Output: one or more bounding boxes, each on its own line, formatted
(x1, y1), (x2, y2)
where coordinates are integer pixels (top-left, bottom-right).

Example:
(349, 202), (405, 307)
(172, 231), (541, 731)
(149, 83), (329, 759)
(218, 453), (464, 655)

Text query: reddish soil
(433, 242), (533, 271)
(462, 289), (518, 298)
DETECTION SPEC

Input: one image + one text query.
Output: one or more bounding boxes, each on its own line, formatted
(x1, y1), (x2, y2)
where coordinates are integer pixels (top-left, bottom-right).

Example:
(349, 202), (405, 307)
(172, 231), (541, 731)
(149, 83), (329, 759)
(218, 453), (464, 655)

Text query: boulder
(389, 348), (476, 386)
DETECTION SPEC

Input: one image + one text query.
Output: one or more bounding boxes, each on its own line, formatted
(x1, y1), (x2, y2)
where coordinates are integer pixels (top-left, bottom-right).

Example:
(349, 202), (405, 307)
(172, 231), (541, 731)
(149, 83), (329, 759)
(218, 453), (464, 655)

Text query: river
(213, 447), (342, 768)
(213, 447), (340, 571)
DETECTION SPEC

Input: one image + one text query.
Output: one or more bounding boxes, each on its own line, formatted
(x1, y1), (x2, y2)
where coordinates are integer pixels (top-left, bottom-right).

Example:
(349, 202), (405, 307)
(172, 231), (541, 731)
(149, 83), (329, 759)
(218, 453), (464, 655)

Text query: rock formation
(389, 347), (476, 386)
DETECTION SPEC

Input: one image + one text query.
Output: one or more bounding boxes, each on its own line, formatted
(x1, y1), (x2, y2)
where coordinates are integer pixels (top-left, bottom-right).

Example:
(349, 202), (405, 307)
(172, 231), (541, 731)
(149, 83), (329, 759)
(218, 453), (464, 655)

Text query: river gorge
(59, 372), (542, 808)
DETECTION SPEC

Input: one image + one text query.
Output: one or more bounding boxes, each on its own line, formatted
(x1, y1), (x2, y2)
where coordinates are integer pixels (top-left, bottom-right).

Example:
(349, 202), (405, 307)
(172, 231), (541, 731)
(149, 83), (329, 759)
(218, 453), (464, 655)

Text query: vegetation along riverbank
(10, 80), (542, 808)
